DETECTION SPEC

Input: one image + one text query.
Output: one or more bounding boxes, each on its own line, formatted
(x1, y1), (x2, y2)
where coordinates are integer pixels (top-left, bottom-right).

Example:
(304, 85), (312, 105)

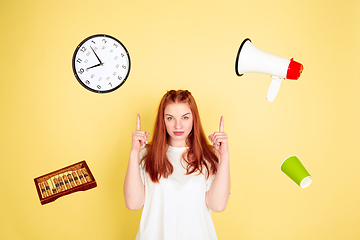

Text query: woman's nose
(175, 120), (181, 129)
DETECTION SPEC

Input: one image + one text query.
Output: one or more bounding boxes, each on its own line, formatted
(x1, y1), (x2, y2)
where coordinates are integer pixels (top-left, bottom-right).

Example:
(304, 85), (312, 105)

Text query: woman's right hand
(131, 114), (150, 153)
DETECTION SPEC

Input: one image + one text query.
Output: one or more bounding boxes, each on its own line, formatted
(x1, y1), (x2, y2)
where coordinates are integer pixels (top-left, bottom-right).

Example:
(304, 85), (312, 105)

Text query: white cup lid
(300, 176), (312, 188)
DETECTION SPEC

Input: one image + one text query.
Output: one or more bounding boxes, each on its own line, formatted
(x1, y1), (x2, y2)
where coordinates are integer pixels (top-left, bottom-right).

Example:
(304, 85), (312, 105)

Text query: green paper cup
(281, 155), (312, 188)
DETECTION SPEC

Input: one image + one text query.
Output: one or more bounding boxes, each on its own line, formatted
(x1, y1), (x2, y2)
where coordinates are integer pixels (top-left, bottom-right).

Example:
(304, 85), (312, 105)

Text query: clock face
(72, 34), (131, 93)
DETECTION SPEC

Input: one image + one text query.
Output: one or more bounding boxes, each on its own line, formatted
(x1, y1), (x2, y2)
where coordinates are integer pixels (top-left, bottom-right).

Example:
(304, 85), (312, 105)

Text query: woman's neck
(168, 139), (187, 148)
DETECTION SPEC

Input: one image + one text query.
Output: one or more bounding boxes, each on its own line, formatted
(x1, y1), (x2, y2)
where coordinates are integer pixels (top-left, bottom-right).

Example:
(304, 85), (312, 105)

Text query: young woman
(124, 90), (230, 240)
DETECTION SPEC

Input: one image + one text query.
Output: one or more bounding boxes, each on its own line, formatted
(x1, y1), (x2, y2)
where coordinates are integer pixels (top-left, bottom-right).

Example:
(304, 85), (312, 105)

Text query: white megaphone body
(235, 38), (303, 102)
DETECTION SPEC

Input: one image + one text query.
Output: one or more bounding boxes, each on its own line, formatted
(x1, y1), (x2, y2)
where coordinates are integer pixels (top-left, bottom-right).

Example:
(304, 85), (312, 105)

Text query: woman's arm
(206, 116), (231, 212)
(124, 150), (146, 210)
(123, 114), (149, 210)
(205, 153), (230, 212)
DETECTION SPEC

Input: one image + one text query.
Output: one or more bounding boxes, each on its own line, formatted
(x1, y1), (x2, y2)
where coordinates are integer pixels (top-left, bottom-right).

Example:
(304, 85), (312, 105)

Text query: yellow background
(1, 0), (360, 239)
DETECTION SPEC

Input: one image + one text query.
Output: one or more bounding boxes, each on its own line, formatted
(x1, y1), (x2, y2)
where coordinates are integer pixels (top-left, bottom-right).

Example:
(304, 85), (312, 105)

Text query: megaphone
(235, 38), (303, 102)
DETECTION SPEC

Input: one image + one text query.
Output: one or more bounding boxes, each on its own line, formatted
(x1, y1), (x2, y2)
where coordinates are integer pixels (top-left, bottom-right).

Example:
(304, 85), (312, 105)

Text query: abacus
(34, 161), (97, 205)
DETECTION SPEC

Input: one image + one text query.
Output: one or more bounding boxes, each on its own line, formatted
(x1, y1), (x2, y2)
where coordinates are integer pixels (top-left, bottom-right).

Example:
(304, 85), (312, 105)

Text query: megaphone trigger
(266, 76), (283, 103)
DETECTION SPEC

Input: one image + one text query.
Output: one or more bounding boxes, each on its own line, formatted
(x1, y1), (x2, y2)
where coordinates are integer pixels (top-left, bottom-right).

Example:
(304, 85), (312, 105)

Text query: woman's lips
(173, 131), (184, 136)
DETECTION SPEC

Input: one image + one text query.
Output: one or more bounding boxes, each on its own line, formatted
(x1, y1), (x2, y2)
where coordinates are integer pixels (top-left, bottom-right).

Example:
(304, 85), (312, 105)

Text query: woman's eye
(167, 117), (173, 120)
(183, 116), (189, 120)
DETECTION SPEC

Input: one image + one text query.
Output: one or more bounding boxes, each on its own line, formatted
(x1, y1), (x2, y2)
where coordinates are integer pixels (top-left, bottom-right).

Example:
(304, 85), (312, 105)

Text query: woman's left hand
(208, 116), (229, 158)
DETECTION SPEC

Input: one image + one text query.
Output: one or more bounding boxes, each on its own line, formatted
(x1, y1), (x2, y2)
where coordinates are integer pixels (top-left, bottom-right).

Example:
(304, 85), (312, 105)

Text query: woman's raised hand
(131, 114), (150, 153)
(208, 116), (229, 157)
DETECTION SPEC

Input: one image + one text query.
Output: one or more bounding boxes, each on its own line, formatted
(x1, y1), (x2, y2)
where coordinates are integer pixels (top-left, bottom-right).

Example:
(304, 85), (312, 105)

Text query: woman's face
(164, 102), (193, 147)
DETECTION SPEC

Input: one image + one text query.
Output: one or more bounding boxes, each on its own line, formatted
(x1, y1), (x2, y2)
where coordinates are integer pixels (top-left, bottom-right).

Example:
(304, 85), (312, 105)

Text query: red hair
(142, 90), (219, 183)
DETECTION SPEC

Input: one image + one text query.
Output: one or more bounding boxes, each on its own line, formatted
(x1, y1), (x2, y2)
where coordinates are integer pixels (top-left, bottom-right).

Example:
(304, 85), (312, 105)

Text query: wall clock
(72, 34), (131, 93)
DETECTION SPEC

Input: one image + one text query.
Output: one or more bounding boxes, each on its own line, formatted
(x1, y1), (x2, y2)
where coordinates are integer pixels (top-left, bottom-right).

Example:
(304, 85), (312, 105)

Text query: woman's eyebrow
(164, 113), (191, 117)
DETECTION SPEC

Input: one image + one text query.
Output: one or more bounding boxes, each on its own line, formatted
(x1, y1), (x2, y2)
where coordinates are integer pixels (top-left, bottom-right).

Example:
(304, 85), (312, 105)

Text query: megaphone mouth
(235, 38), (252, 76)
(286, 58), (304, 80)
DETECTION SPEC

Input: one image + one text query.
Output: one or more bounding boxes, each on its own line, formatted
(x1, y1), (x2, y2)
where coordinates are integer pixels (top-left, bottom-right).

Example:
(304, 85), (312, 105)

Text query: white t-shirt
(135, 145), (218, 240)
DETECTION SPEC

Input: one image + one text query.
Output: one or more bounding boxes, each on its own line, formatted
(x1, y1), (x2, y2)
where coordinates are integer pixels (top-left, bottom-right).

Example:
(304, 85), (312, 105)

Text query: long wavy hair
(142, 90), (219, 183)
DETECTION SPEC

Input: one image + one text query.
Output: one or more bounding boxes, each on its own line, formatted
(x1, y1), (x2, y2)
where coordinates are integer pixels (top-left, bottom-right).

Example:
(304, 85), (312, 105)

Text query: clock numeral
(102, 39), (107, 44)
(78, 68), (84, 74)
(113, 72), (117, 76)
(80, 46), (87, 52)
(97, 85), (101, 89)
(85, 80), (90, 85)
(113, 43), (118, 48)
(121, 53), (124, 57)
(102, 46), (106, 50)
(98, 77), (102, 81)
(91, 40), (96, 44)
(108, 82), (113, 88)
(91, 74), (94, 78)
(122, 65), (126, 69)
(77, 58), (82, 63)
(116, 64), (119, 68)
(114, 56), (118, 60)
(118, 76), (122, 81)
(86, 51), (91, 56)
(106, 77), (110, 80)
(110, 49), (114, 53)
(94, 47), (98, 51)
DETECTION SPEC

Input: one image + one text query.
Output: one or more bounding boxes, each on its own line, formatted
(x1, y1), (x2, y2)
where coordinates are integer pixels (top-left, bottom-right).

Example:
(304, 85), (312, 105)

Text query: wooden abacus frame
(34, 160), (97, 205)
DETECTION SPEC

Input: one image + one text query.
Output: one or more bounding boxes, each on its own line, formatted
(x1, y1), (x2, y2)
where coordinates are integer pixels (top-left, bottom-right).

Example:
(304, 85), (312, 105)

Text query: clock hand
(90, 46), (104, 65)
(86, 63), (103, 70)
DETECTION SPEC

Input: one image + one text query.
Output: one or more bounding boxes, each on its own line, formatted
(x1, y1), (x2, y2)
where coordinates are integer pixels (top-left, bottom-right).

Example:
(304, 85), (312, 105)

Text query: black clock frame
(72, 34), (131, 93)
